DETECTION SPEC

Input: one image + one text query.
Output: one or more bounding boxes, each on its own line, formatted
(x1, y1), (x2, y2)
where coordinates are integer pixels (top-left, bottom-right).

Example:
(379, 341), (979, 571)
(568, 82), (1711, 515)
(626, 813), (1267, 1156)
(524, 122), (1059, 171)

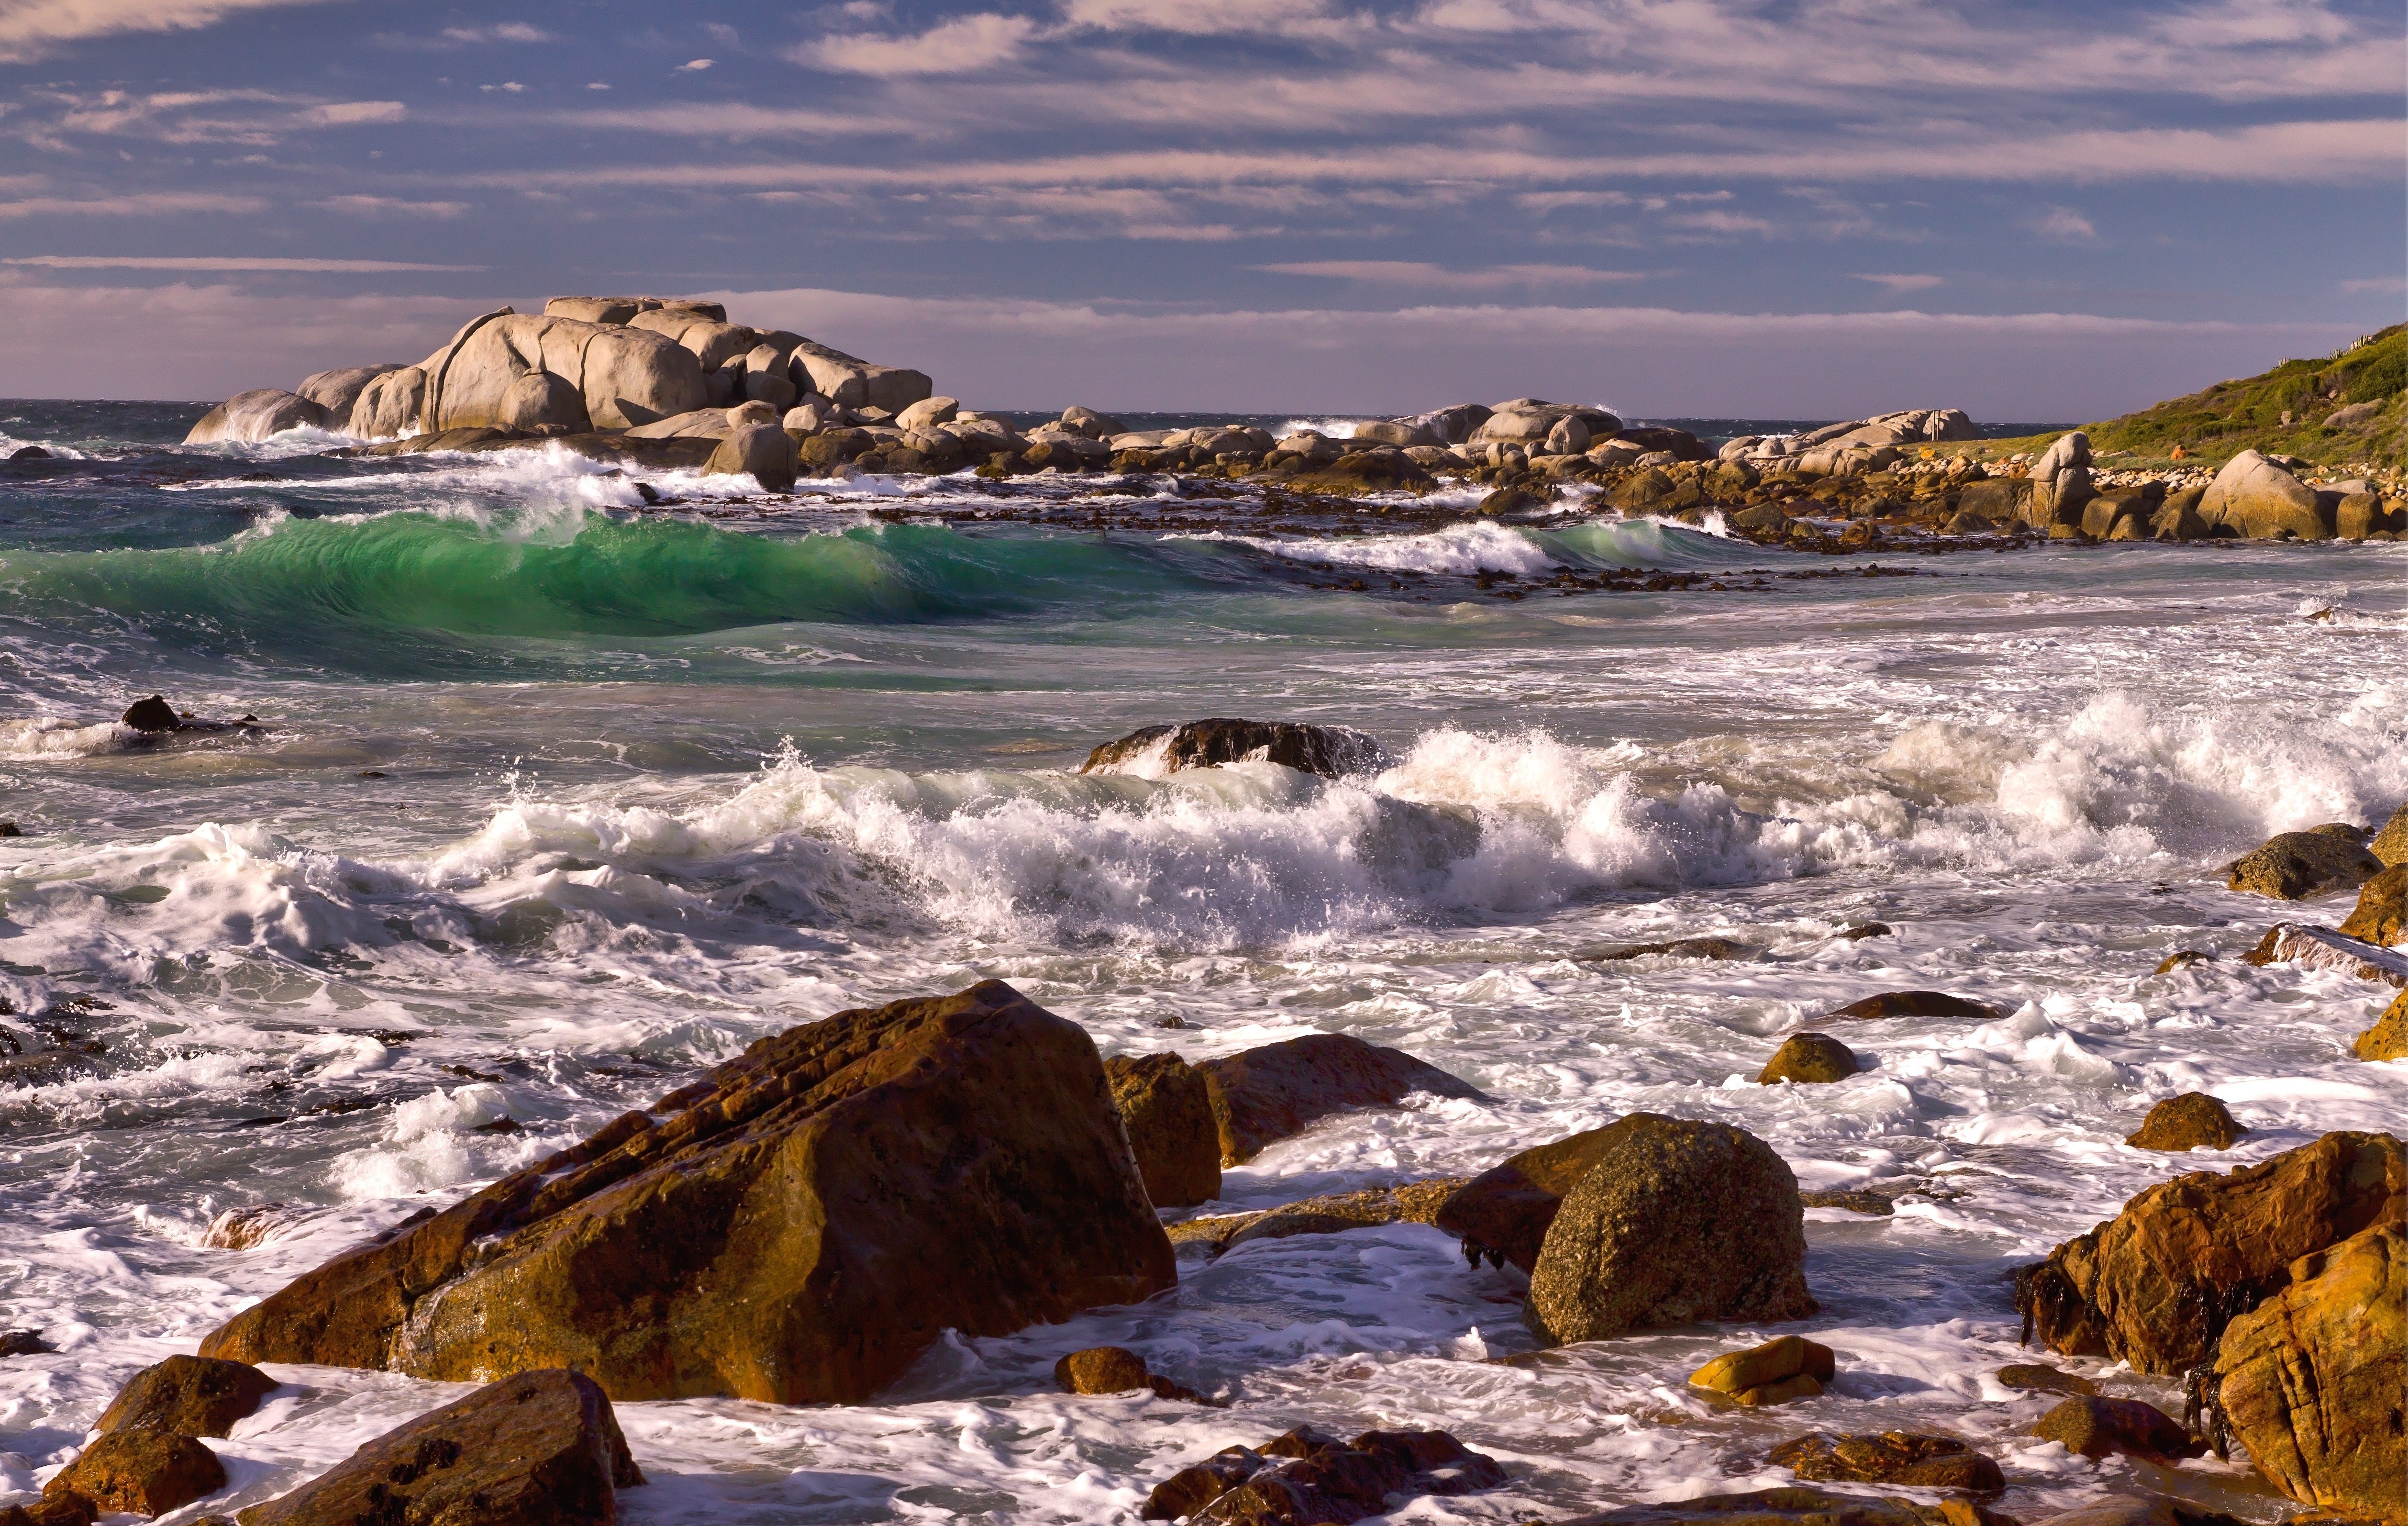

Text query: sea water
(0, 401), (2401, 1524)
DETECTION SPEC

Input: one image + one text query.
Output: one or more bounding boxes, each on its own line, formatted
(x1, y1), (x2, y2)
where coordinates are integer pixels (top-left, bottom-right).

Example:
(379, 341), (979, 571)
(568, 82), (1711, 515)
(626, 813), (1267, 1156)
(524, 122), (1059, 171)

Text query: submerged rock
(1104, 1052), (1221, 1208)
(1767, 1432), (2004, 1492)
(1196, 1033), (1486, 1166)
(2213, 1222), (2403, 1519)
(1995, 1363), (2095, 1396)
(1435, 1125), (1622, 1273)
(2153, 950), (2210, 974)
(44, 1428), (225, 1517)
(2029, 1395), (2201, 1461)
(234, 1368), (641, 1525)
(1579, 936), (1756, 962)
(1205, 1178), (1466, 1257)
(1758, 1033), (1858, 1085)
(1525, 1115), (1815, 1344)
(2223, 824), (2379, 899)
(1140, 1426), (1504, 1524)
(201, 980), (1175, 1403)
(1691, 1334), (1836, 1406)
(1079, 719), (1384, 779)
(95, 1355), (276, 1438)
(2123, 1093), (2246, 1152)
(1823, 991), (2002, 1022)
(2014, 1130), (2402, 1374)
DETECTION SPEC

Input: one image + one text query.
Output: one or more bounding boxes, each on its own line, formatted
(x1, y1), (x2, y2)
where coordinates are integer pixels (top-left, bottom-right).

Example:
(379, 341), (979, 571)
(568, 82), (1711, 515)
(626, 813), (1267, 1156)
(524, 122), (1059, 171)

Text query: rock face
(496, 370), (591, 433)
(1768, 1432), (2004, 1492)
(1525, 1115), (1815, 1344)
(2014, 1131), (2403, 1374)
(2213, 1222), (2403, 1520)
(1103, 1053), (1222, 1208)
(1079, 719), (1385, 778)
(2224, 823), (2380, 898)
(95, 1355), (276, 1438)
(2026, 430), (2094, 526)
(1551, 1486), (1967, 1526)
(201, 980), (1177, 1404)
(1196, 1033), (1487, 1166)
(2202, 449), (2328, 539)
(2370, 802), (2408, 867)
(1434, 1126), (1621, 1273)
(1758, 1033), (1857, 1085)
(2339, 862), (2405, 946)
(234, 1368), (641, 1526)
(2030, 1395), (2201, 1461)
(348, 366), (427, 438)
(1140, 1426), (1505, 1524)
(45, 1428), (225, 1517)
(297, 364), (402, 424)
(1691, 1334), (1836, 1406)
(420, 310), (710, 433)
(1053, 1345), (1202, 1402)
(120, 695), (180, 732)
(703, 422), (799, 492)
(2124, 1093), (2247, 1151)
(2356, 989), (2407, 1061)
(1824, 991), (2001, 1022)
(185, 389), (332, 444)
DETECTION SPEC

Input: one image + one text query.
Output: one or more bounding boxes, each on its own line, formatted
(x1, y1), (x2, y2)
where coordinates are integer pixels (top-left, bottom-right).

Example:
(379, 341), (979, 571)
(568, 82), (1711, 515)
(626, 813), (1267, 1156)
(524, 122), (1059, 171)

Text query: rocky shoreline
(183, 296), (2408, 549)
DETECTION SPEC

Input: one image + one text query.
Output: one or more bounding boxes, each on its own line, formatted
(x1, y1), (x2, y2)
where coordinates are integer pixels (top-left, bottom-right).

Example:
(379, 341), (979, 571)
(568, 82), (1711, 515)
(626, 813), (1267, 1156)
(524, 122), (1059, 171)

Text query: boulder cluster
(2219, 805), (2408, 1055)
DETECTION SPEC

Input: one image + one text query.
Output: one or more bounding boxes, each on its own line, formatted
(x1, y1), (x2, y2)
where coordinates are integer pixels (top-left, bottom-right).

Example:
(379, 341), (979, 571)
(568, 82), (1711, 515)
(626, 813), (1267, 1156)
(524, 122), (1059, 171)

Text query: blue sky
(1, 0), (2401, 417)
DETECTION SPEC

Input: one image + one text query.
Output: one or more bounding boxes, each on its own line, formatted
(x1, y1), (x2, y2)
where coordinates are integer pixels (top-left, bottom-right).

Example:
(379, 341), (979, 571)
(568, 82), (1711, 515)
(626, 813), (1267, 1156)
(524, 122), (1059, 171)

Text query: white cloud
(441, 22), (549, 43)
(5, 254), (479, 270)
(2033, 206), (2098, 242)
(1853, 272), (1944, 292)
(0, 191), (263, 217)
(302, 99), (405, 125)
(678, 57), (713, 71)
(315, 195), (468, 218)
(805, 14), (1034, 76)
(1255, 260), (1648, 288)
(0, 0), (336, 62)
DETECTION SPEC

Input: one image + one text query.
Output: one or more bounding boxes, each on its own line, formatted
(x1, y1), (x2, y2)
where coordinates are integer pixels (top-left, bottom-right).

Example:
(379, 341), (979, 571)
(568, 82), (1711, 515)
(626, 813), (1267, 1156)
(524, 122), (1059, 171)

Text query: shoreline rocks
(1196, 1033), (1488, 1166)
(1691, 1334), (1837, 1406)
(1139, 1425), (1505, 1524)
(1080, 719), (1385, 778)
(2223, 823), (2381, 899)
(1105, 1052), (1222, 1208)
(1768, 1432), (2004, 1493)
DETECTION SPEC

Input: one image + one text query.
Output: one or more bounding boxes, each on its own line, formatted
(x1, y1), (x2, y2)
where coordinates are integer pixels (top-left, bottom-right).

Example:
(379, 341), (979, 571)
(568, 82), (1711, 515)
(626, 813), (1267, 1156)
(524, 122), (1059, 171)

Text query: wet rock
(45, 1428), (225, 1517)
(1526, 1115), (1815, 1344)
(2124, 1093), (2247, 1152)
(2369, 801), (2408, 867)
(120, 695), (181, 732)
(2013, 1131), (2402, 1374)
(1758, 1033), (1858, 1085)
(2213, 1222), (2403, 1519)
(1433, 1124), (1629, 1273)
(2154, 950), (2210, 974)
(1079, 719), (1385, 779)
(202, 980), (1175, 1403)
(2023, 1501), (2246, 1526)
(7, 445), (53, 461)
(232, 1368), (640, 1525)
(2223, 824), (2380, 899)
(2354, 989), (2407, 1061)
(2243, 922), (2408, 986)
(0, 1498), (96, 1526)
(1053, 1345), (1203, 1402)
(1579, 937), (1756, 962)
(1995, 1363), (2095, 1396)
(1824, 991), (2002, 1022)
(96, 1355), (277, 1438)
(2337, 862), (2404, 946)
(1799, 1189), (1894, 1217)
(0, 1329), (57, 1356)
(2030, 1395), (2201, 1461)
(1834, 921), (1892, 941)
(1768, 1432), (2004, 1492)
(1196, 1033), (1486, 1166)
(1691, 1334), (1836, 1406)
(1104, 1052), (1221, 1208)
(1213, 1178), (1466, 1256)
(1141, 1427), (1504, 1524)
(1552, 1485), (1971, 1526)
(704, 420), (800, 492)
(185, 388), (332, 444)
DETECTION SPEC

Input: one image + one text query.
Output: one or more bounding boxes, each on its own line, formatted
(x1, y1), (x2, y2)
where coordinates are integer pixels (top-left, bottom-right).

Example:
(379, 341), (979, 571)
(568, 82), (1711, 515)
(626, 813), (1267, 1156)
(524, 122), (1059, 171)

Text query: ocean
(0, 399), (2401, 1524)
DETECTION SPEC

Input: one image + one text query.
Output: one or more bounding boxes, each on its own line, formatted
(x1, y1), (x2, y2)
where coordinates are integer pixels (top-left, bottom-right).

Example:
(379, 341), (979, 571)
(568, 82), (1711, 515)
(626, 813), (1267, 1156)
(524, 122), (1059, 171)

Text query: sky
(0, 0), (2401, 419)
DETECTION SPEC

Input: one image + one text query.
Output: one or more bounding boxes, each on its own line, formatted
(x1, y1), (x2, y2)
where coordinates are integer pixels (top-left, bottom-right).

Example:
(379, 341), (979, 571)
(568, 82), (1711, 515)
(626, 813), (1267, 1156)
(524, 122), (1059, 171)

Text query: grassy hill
(1966, 324), (2404, 476)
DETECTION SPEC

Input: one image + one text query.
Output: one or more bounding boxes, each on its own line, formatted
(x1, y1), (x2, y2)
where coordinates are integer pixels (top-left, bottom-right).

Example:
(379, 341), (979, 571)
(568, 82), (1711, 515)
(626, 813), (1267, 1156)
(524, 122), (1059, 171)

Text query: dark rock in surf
(2370, 801), (2408, 867)
(1579, 937), (1755, 962)
(1767, 1432), (2005, 1493)
(1995, 1363), (2095, 1396)
(200, 980), (1175, 1404)
(2013, 1130), (2402, 1374)
(1550, 1485), (1998, 1526)
(121, 695), (181, 733)
(1434, 1124), (1625, 1273)
(1525, 1115), (1815, 1344)
(1758, 1033), (1858, 1085)
(2154, 950), (2210, 974)
(96, 1354), (276, 1438)
(1081, 719), (1385, 779)
(7, 445), (51, 461)
(45, 1428), (225, 1518)
(1053, 1345), (1204, 1402)
(1823, 991), (2003, 1022)
(232, 1368), (641, 1526)
(1141, 1426), (1504, 1523)
(1690, 1333), (1836, 1406)
(2223, 824), (2380, 899)
(2123, 1093), (2246, 1152)
(2029, 1395), (2201, 1461)
(1196, 1033), (1486, 1165)
(1104, 1052), (1222, 1208)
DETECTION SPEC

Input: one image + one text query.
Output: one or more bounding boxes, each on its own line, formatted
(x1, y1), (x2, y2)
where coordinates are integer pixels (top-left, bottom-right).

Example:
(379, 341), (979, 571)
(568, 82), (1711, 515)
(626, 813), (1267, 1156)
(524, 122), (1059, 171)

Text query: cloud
(1853, 272), (1944, 292)
(677, 57), (713, 71)
(4, 254), (479, 270)
(301, 100), (405, 125)
(1255, 260), (1648, 288)
(315, 195), (469, 218)
(0, 0), (335, 62)
(2338, 276), (2405, 295)
(805, 14), (1035, 76)
(2032, 206), (2099, 242)
(441, 22), (548, 43)
(0, 191), (264, 218)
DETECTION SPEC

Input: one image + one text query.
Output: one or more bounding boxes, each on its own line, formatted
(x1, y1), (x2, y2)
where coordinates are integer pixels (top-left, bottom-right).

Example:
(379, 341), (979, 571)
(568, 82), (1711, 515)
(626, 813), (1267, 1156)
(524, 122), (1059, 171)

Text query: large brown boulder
(2339, 862), (2405, 946)
(201, 981), (1176, 1404)
(2224, 823), (2380, 898)
(95, 1354), (276, 1438)
(185, 389), (331, 444)
(1433, 1124), (1624, 1272)
(1104, 1053), (1221, 1207)
(2213, 1222), (2403, 1520)
(1196, 1033), (1486, 1165)
(45, 1428), (224, 1517)
(297, 364), (402, 424)
(2201, 450), (2329, 540)
(1080, 719), (1384, 778)
(2356, 989), (2408, 1061)
(1767, 1432), (2003, 1492)
(235, 1368), (640, 1525)
(2014, 1130), (2403, 1374)
(2030, 1395), (2201, 1461)
(420, 309), (709, 433)
(2124, 1093), (2246, 1151)
(1758, 1033), (1858, 1084)
(2370, 801), (2408, 867)
(1524, 1115), (1815, 1344)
